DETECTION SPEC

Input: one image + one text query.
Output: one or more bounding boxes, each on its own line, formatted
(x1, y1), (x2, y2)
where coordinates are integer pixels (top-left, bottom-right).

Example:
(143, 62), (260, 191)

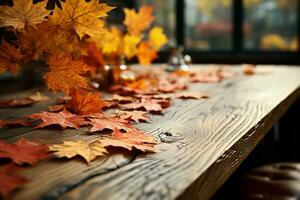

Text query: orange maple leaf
(136, 42), (157, 65)
(28, 109), (87, 130)
(0, 40), (24, 75)
(44, 55), (92, 94)
(0, 138), (50, 165)
(124, 5), (154, 36)
(100, 128), (158, 152)
(116, 110), (151, 123)
(0, 164), (28, 199)
(68, 89), (108, 115)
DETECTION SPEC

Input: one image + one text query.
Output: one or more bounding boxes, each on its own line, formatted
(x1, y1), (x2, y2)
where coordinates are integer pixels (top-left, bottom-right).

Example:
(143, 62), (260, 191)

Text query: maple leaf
(107, 94), (135, 104)
(116, 110), (151, 123)
(49, 0), (114, 39)
(44, 55), (92, 94)
(148, 27), (168, 51)
(48, 104), (65, 112)
(49, 140), (107, 163)
(0, 138), (49, 165)
(0, 0), (50, 30)
(176, 92), (209, 100)
(0, 119), (31, 128)
(28, 109), (87, 129)
(124, 34), (141, 59)
(0, 164), (28, 199)
(81, 41), (104, 69)
(99, 27), (123, 55)
(28, 91), (50, 102)
(68, 89), (108, 115)
(137, 42), (157, 65)
(0, 40), (24, 75)
(88, 114), (133, 133)
(120, 99), (163, 113)
(100, 128), (158, 152)
(0, 97), (35, 108)
(124, 5), (154, 36)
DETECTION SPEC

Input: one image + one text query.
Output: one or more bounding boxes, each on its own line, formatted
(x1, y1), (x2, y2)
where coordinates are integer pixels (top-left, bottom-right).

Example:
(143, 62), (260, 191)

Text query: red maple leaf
(28, 109), (87, 129)
(0, 138), (49, 165)
(88, 113), (133, 133)
(100, 128), (158, 152)
(0, 164), (28, 199)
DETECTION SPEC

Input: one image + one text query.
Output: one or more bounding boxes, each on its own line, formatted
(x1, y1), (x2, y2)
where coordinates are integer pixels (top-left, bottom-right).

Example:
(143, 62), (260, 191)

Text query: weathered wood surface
(1, 65), (300, 200)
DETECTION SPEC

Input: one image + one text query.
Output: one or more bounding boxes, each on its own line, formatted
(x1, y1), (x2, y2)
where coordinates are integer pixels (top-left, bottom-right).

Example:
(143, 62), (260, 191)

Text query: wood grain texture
(1, 65), (300, 200)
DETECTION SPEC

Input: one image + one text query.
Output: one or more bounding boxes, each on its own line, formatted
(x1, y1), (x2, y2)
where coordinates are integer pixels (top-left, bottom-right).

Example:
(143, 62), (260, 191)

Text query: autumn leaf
(124, 5), (154, 36)
(124, 34), (141, 59)
(137, 42), (157, 65)
(44, 55), (92, 94)
(28, 109), (87, 129)
(0, 119), (31, 128)
(48, 104), (65, 112)
(0, 97), (35, 108)
(0, 164), (28, 199)
(100, 128), (158, 152)
(116, 110), (151, 123)
(28, 91), (50, 102)
(99, 27), (123, 55)
(0, 138), (49, 165)
(243, 64), (256, 75)
(0, 40), (24, 75)
(68, 89), (108, 115)
(81, 41), (104, 69)
(176, 92), (209, 99)
(148, 27), (168, 51)
(49, 140), (107, 163)
(49, 0), (114, 39)
(88, 113), (133, 133)
(0, 0), (50, 30)
(120, 99), (163, 113)
(107, 94), (135, 104)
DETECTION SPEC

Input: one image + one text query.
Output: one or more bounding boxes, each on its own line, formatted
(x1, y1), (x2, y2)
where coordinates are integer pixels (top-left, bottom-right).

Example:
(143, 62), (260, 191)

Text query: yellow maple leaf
(49, 140), (107, 163)
(124, 5), (154, 36)
(148, 27), (168, 51)
(0, 0), (50, 30)
(0, 40), (24, 75)
(136, 42), (157, 65)
(100, 27), (123, 55)
(124, 34), (141, 59)
(44, 55), (92, 94)
(49, 0), (114, 39)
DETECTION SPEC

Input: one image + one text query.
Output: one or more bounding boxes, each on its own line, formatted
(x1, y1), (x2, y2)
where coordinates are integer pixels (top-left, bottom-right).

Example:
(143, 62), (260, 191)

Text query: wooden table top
(1, 65), (300, 200)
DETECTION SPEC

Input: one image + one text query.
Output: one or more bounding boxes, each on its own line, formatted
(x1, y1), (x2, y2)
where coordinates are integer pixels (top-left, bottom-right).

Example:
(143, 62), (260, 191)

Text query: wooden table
(1, 65), (300, 200)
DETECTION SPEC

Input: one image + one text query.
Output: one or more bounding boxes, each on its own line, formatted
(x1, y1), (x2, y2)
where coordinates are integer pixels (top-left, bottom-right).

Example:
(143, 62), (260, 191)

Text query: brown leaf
(0, 98), (35, 108)
(28, 109), (87, 129)
(0, 138), (49, 165)
(100, 128), (158, 152)
(120, 99), (163, 113)
(116, 110), (151, 123)
(88, 113), (133, 133)
(28, 91), (50, 102)
(243, 64), (256, 75)
(106, 94), (135, 104)
(48, 104), (65, 112)
(176, 92), (209, 100)
(49, 140), (107, 164)
(0, 119), (31, 128)
(0, 164), (28, 199)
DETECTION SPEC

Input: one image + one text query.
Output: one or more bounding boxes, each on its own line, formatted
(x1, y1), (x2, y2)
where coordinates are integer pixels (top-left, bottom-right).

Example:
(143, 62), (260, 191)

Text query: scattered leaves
(0, 138), (49, 165)
(100, 128), (158, 152)
(116, 110), (150, 123)
(0, 164), (28, 199)
(49, 140), (107, 163)
(28, 109), (87, 129)
(120, 99), (163, 113)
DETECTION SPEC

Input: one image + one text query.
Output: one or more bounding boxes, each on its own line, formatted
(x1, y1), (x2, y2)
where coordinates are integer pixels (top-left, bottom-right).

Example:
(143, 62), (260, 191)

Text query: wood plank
(2, 65), (300, 200)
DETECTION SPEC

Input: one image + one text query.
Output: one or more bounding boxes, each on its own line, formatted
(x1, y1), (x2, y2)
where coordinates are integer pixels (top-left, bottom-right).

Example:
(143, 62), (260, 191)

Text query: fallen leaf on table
(28, 91), (50, 102)
(0, 164), (28, 199)
(176, 92), (209, 100)
(49, 140), (107, 164)
(120, 99), (163, 113)
(0, 138), (49, 165)
(0, 119), (31, 128)
(48, 104), (65, 112)
(88, 113), (133, 133)
(0, 0), (50, 30)
(189, 73), (223, 83)
(56, 96), (72, 104)
(28, 109), (87, 129)
(100, 128), (158, 152)
(0, 98), (35, 108)
(68, 89), (108, 115)
(106, 94), (135, 104)
(116, 110), (151, 123)
(243, 64), (256, 75)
